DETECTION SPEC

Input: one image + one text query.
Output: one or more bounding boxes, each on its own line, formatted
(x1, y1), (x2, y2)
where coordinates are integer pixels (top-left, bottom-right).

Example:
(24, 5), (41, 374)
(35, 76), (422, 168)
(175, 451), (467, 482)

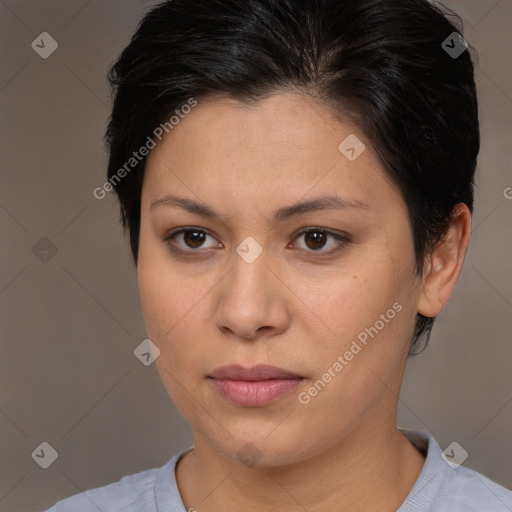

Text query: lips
(208, 364), (304, 407)
(209, 364), (303, 381)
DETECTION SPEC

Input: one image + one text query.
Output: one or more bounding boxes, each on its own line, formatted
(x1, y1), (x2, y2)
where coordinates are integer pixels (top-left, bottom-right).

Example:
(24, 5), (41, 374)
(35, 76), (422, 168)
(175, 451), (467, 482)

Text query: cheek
(138, 261), (174, 339)
(298, 268), (412, 423)
(313, 254), (410, 336)
(137, 256), (207, 417)
(298, 247), (417, 392)
(138, 235), (192, 337)
(137, 247), (216, 378)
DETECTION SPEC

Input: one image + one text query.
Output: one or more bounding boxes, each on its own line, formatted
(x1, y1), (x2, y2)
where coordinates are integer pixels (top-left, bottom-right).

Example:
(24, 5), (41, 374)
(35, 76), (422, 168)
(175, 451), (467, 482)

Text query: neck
(176, 418), (425, 512)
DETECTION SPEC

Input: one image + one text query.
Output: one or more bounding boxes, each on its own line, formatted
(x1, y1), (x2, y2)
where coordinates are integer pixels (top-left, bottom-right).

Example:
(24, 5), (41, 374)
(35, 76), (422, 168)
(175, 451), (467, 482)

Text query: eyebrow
(150, 194), (370, 223)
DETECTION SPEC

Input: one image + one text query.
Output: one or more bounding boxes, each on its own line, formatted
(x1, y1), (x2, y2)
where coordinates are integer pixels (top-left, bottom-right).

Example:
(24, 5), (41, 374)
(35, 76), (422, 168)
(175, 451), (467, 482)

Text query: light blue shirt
(45, 429), (512, 511)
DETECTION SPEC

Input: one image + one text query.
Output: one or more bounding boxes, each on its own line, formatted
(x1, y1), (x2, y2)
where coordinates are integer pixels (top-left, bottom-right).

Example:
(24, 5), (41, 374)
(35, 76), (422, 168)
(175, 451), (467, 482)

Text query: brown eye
(303, 230), (328, 250)
(182, 230), (207, 249)
(164, 228), (220, 253)
(292, 228), (349, 256)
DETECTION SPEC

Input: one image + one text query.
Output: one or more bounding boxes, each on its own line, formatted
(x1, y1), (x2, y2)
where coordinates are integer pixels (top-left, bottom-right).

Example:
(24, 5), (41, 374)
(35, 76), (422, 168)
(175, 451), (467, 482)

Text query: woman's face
(138, 92), (423, 466)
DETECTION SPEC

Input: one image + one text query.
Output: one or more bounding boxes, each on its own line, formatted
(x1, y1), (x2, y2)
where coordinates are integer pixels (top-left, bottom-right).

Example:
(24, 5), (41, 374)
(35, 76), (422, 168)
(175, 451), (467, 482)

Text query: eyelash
(162, 226), (350, 258)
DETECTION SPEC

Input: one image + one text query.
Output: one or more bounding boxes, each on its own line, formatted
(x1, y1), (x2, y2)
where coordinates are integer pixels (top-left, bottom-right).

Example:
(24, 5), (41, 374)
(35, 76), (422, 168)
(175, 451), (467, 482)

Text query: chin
(198, 419), (325, 469)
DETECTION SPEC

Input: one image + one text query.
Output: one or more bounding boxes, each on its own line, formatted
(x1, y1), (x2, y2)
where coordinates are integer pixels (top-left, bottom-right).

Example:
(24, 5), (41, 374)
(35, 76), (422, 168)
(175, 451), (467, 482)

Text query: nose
(214, 249), (291, 341)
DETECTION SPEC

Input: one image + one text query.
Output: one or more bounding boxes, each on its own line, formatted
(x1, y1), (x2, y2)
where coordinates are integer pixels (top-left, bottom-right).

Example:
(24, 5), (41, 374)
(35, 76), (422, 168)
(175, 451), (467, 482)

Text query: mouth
(207, 364), (305, 407)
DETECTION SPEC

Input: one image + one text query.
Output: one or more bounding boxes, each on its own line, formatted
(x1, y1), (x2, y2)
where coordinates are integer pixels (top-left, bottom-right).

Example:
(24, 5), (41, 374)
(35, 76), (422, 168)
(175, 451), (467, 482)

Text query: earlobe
(417, 203), (472, 318)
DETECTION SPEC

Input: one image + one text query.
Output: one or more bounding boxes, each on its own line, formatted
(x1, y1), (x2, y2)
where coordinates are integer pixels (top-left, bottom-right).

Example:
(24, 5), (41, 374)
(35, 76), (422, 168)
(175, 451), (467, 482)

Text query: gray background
(0, 1), (511, 511)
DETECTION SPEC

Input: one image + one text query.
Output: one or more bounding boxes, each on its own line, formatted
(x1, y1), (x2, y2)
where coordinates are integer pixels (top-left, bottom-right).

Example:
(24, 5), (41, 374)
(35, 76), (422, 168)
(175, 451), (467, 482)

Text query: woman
(47, 0), (512, 510)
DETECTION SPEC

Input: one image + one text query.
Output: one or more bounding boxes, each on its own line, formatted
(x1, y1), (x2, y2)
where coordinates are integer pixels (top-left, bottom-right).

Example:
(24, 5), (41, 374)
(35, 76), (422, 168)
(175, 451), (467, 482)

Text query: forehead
(142, 92), (401, 217)
(150, 92), (359, 162)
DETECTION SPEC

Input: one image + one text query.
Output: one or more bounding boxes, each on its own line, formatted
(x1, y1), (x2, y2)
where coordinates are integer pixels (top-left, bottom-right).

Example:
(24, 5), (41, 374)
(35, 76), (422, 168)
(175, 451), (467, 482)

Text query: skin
(137, 92), (472, 511)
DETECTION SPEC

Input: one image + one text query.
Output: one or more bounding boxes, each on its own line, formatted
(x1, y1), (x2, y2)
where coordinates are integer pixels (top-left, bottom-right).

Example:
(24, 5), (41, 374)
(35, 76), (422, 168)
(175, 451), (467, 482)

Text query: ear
(417, 203), (472, 318)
